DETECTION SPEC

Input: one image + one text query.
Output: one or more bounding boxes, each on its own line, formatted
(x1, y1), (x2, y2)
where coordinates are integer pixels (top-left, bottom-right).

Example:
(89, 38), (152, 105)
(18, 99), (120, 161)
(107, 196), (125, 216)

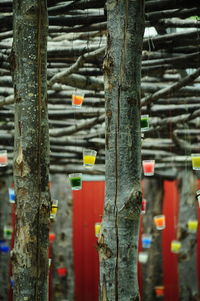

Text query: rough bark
(142, 178), (164, 301)
(177, 170), (200, 301)
(51, 174), (74, 301)
(12, 1), (50, 300)
(99, 1), (144, 300)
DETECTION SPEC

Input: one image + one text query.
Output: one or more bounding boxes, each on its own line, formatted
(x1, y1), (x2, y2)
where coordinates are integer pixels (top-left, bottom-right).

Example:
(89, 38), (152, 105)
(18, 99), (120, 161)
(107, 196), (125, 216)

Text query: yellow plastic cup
(187, 220), (198, 233)
(171, 240), (181, 253)
(191, 154), (200, 170)
(83, 149), (97, 168)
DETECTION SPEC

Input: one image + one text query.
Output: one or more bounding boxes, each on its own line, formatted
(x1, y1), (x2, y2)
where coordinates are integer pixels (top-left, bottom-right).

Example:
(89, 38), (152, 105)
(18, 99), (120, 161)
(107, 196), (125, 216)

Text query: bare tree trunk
(177, 170), (200, 301)
(12, 1), (50, 300)
(99, 1), (145, 300)
(142, 178), (164, 301)
(51, 174), (74, 301)
(0, 177), (11, 301)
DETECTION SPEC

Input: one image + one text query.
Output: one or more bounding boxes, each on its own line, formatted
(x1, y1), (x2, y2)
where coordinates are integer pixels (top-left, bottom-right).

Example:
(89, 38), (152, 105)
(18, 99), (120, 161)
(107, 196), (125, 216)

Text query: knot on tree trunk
(96, 235), (113, 260)
(118, 190), (142, 220)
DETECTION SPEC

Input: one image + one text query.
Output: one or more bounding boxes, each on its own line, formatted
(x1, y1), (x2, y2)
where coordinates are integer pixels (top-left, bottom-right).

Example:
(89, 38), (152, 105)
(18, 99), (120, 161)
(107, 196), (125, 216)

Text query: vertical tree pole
(99, 1), (145, 300)
(12, 1), (50, 300)
(51, 174), (74, 301)
(142, 178), (164, 301)
(177, 170), (199, 300)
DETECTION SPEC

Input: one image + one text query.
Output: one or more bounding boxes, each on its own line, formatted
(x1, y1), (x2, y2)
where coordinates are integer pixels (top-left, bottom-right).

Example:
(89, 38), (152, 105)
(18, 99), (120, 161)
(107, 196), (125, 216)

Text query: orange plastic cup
(155, 286), (164, 297)
(72, 94), (84, 107)
(153, 215), (166, 230)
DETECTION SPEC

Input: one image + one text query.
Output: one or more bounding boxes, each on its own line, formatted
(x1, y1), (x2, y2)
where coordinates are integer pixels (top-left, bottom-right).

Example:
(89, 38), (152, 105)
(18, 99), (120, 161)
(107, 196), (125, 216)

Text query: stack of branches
(0, 0), (200, 175)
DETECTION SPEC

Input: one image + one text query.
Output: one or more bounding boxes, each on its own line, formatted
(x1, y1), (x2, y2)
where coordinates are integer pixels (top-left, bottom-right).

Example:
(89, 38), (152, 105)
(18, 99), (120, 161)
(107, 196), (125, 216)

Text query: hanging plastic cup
(141, 115), (150, 132)
(138, 251), (149, 264)
(48, 258), (52, 269)
(72, 92), (84, 108)
(191, 154), (200, 170)
(95, 222), (101, 238)
(154, 286), (164, 297)
(142, 160), (155, 176)
(83, 149), (97, 168)
(141, 234), (152, 248)
(171, 240), (181, 253)
(56, 267), (67, 277)
(3, 225), (13, 240)
(141, 199), (147, 215)
(8, 188), (15, 203)
(187, 220), (198, 233)
(196, 190), (200, 206)
(10, 277), (14, 289)
(0, 244), (10, 253)
(50, 200), (58, 220)
(0, 150), (8, 167)
(69, 173), (82, 190)
(153, 215), (166, 230)
(49, 232), (56, 243)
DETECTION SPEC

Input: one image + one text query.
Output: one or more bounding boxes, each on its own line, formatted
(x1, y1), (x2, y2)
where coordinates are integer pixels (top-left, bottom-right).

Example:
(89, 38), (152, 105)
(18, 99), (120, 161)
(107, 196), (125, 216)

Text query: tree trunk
(51, 174), (74, 301)
(177, 170), (200, 301)
(99, 1), (145, 300)
(142, 178), (164, 301)
(12, 1), (50, 300)
(0, 177), (11, 301)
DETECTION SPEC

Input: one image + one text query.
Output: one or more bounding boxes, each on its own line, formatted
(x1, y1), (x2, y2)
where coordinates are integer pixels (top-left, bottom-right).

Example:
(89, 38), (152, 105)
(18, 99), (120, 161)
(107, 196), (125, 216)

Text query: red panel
(162, 181), (179, 301)
(197, 180), (200, 292)
(73, 181), (105, 301)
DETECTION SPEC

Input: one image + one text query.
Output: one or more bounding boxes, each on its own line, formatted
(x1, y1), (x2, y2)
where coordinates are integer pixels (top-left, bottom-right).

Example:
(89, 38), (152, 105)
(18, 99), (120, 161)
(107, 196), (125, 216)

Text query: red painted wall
(73, 180), (200, 301)
(162, 181), (179, 301)
(73, 181), (104, 301)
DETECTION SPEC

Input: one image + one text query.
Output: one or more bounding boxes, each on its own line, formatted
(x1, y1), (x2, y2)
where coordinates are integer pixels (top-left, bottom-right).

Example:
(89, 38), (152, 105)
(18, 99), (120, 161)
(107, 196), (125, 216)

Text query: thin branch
(48, 46), (105, 87)
(141, 68), (200, 107)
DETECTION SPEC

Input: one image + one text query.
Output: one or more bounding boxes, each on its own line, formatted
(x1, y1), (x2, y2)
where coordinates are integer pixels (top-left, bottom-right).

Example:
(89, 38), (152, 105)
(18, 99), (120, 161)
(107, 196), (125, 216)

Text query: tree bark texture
(99, 1), (145, 300)
(142, 178), (164, 301)
(51, 174), (74, 301)
(12, 1), (50, 300)
(177, 170), (200, 301)
(0, 177), (11, 301)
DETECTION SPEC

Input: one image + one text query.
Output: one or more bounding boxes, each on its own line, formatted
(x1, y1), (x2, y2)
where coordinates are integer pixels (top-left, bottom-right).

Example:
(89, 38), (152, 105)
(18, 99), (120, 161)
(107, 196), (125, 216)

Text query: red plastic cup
(56, 267), (67, 277)
(49, 232), (55, 243)
(142, 160), (155, 176)
(141, 199), (146, 214)
(154, 286), (164, 297)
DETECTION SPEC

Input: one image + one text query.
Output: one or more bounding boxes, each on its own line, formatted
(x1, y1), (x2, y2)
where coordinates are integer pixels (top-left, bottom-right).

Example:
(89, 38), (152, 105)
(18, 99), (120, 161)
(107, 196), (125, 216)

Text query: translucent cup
(171, 240), (181, 253)
(69, 173), (82, 190)
(8, 188), (15, 203)
(138, 251), (148, 264)
(141, 115), (150, 132)
(196, 190), (200, 206)
(48, 259), (52, 269)
(154, 286), (164, 297)
(71, 93), (84, 108)
(187, 220), (198, 233)
(3, 225), (13, 240)
(50, 200), (58, 220)
(0, 150), (8, 167)
(49, 232), (56, 243)
(95, 222), (101, 238)
(56, 267), (67, 277)
(142, 160), (155, 176)
(83, 149), (97, 168)
(191, 154), (200, 170)
(141, 234), (152, 249)
(141, 199), (146, 215)
(153, 215), (166, 230)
